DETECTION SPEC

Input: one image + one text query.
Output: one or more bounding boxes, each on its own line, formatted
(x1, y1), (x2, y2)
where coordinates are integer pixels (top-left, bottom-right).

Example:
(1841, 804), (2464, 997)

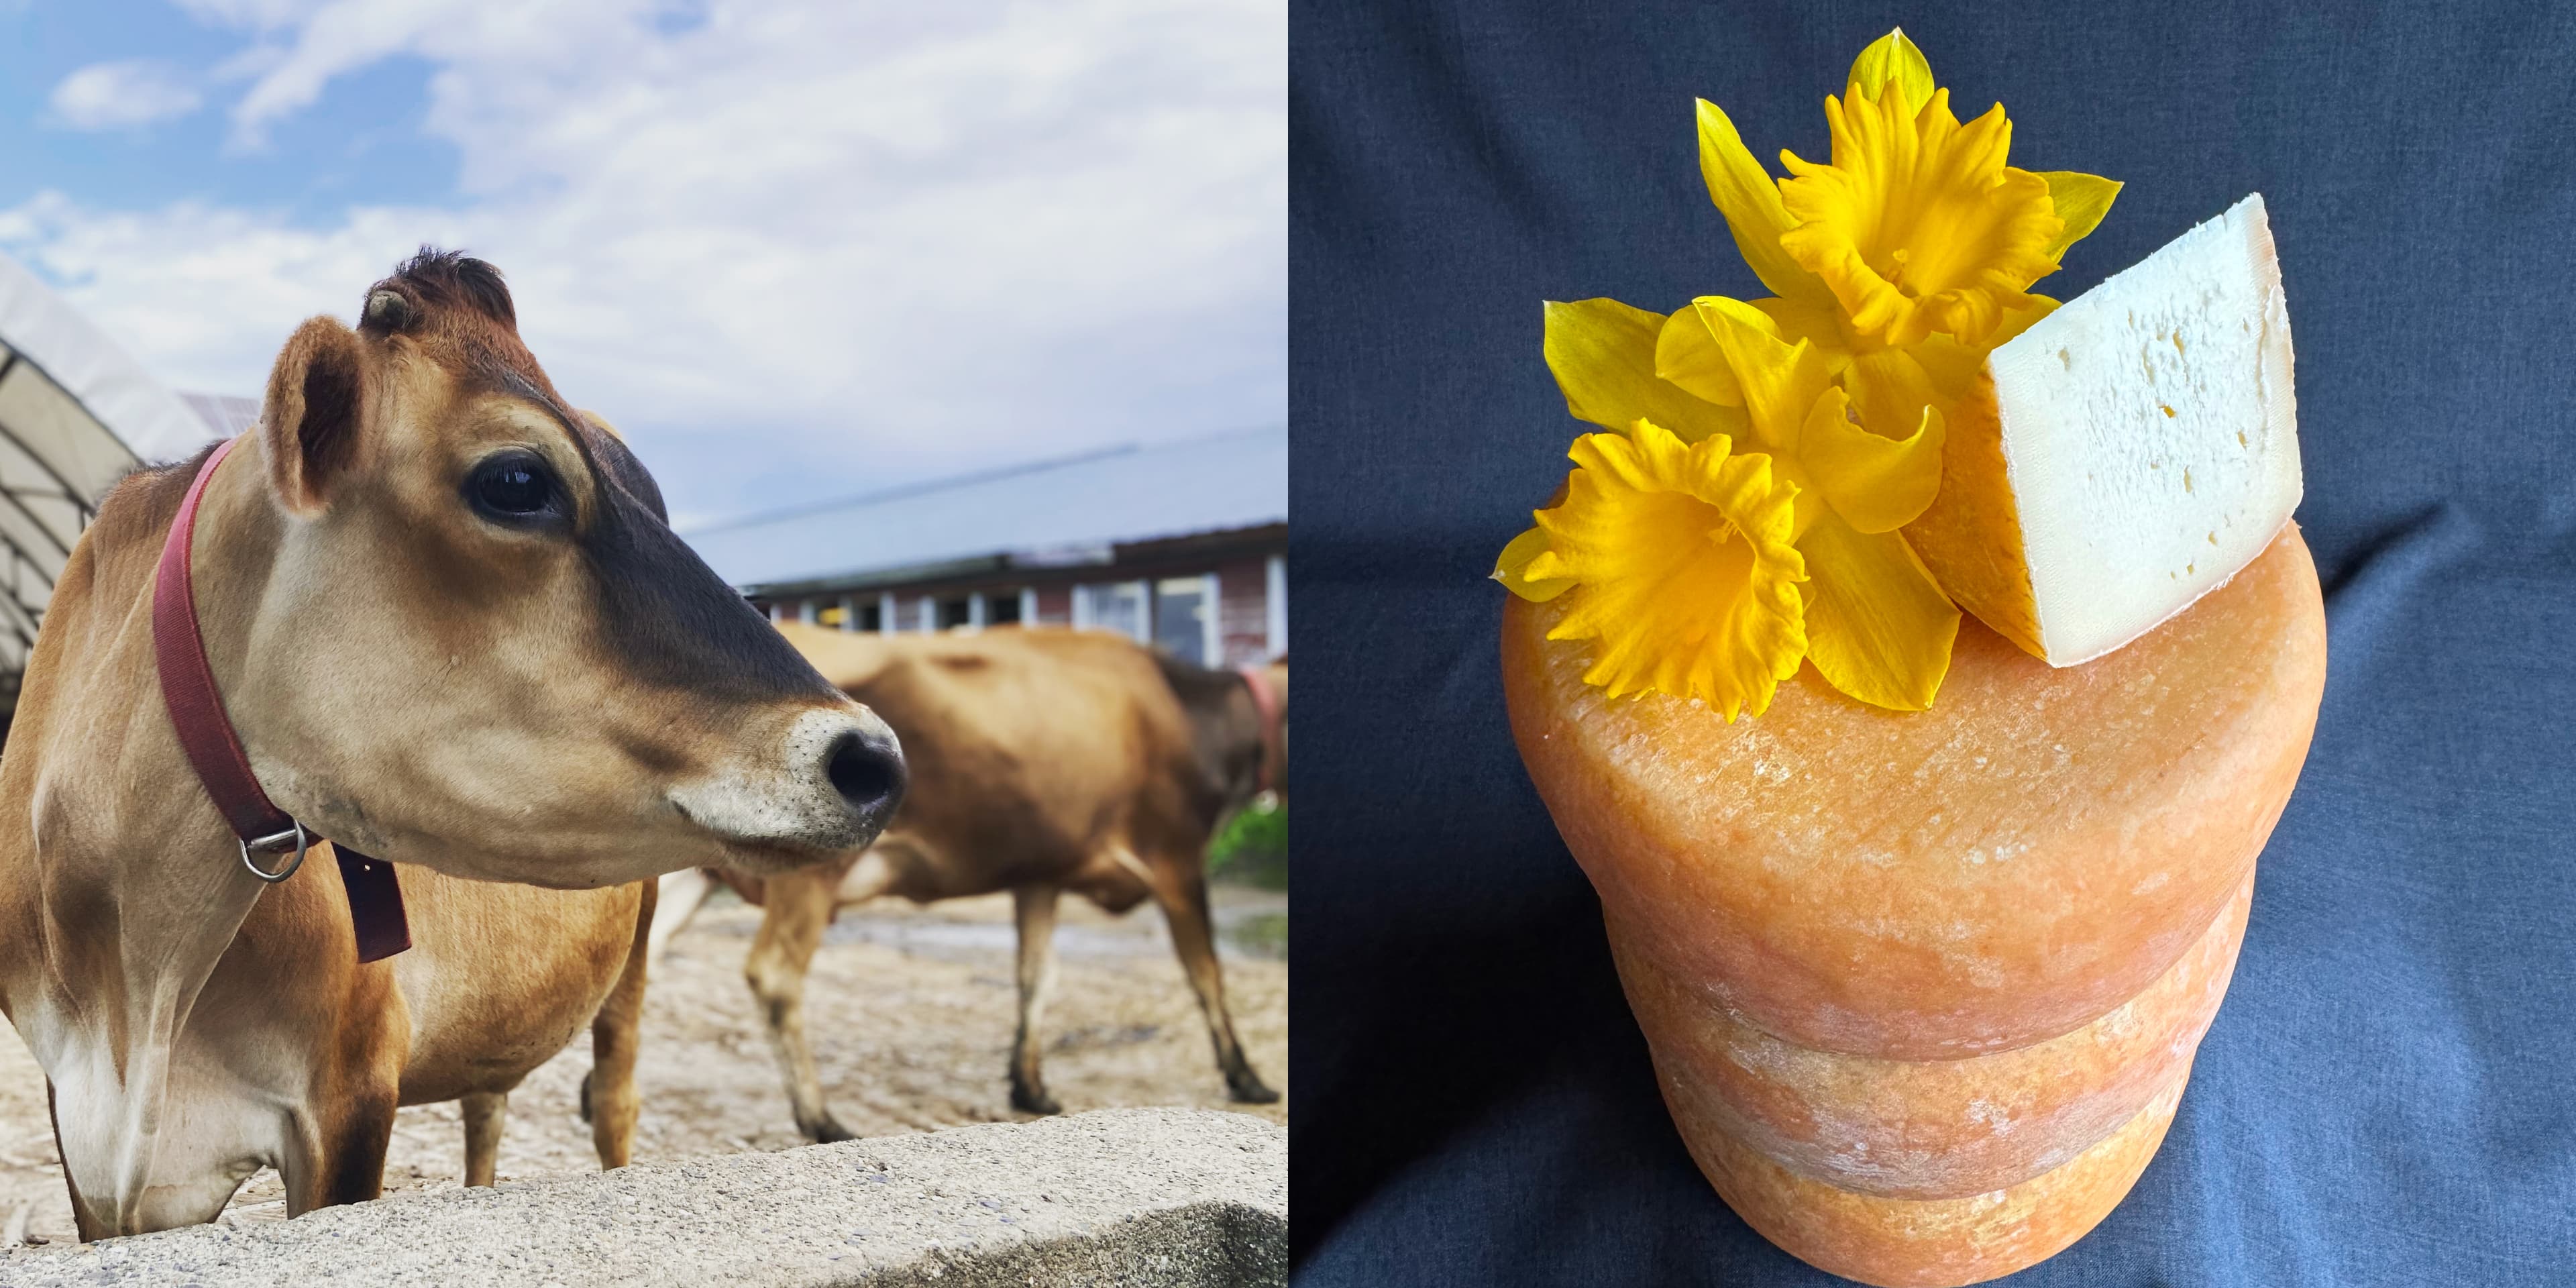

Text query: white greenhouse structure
(0, 251), (225, 730)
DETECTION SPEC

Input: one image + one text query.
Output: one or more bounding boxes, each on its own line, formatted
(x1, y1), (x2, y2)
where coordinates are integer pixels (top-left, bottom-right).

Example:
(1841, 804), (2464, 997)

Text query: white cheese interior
(1989, 193), (2302, 666)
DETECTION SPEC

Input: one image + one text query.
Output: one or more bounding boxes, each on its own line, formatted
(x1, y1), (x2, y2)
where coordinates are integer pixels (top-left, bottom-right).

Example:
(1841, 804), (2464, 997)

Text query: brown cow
(0, 250), (904, 1238)
(650, 623), (1280, 1139)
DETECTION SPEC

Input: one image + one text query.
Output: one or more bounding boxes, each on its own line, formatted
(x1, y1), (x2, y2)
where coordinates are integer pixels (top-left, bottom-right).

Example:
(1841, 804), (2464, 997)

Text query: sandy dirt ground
(0, 883), (1285, 1246)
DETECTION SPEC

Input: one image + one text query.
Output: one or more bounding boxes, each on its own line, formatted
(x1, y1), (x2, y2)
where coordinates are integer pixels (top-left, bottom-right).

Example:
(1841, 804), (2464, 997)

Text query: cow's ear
(260, 315), (369, 515)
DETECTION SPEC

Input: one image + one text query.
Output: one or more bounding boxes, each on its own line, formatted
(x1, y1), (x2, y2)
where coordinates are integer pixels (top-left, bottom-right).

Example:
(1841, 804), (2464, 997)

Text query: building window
(1266, 553), (1286, 659)
(936, 596), (974, 630)
(988, 592), (1022, 626)
(1075, 582), (1148, 642)
(857, 601), (882, 632)
(1154, 575), (1216, 665)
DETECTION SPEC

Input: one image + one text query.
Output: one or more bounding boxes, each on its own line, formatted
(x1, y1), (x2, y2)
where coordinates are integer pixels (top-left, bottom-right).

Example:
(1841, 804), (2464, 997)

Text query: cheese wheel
(1905, 194), (2302, 665)
(1501, 527), (2323, 1059)
(1669, 1068), (2190, 1288)
(1608, 869), (2249, 1199)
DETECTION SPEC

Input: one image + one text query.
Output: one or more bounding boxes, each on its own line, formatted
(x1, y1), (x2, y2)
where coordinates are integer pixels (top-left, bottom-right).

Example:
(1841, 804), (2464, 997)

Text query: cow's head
(1150, 653), (1285, 824)
(221, 248), (901, 888)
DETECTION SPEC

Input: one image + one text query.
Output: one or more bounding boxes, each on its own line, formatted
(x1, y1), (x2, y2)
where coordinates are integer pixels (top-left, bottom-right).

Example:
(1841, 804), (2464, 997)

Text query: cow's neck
(20, 441), (296, 1235)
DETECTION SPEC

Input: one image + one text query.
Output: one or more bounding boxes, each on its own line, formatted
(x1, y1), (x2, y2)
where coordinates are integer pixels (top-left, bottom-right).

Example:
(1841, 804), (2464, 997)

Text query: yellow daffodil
(1499, 297), (1960, 710)
(1495, 30), (2112, 716)
(1699, 30), (2119, 427)
(1656, 297), (1957, 709)
(1511, 420), (1807, 719)
(1778, 78), (2059, 349)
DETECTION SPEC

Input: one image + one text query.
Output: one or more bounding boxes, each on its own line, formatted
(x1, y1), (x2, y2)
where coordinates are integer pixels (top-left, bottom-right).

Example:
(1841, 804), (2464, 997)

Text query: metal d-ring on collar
(238, 821), (311, 883)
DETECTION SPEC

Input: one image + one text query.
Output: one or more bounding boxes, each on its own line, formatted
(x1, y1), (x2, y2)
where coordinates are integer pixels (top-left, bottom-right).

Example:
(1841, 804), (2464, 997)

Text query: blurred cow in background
(651, 623), (1283, 1139)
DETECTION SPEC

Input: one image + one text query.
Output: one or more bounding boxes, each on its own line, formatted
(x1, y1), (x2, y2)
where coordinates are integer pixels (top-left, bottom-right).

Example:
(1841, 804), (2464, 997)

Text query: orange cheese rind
(1504, 529), (2320, 1284)
(1503, 528), (2323, 1059)
(1609, 869), (2249, 1200)
(1670, 1065), (2193, 1288)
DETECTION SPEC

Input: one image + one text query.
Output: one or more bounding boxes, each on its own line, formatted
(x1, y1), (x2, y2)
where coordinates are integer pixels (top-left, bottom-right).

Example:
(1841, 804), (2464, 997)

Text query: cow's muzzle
(668, 705), (906, 855)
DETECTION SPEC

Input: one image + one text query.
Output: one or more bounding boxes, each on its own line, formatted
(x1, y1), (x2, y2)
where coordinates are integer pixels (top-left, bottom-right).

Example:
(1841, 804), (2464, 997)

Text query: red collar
(153, 436), (409, 963)
(1236, 664), (1283, 794)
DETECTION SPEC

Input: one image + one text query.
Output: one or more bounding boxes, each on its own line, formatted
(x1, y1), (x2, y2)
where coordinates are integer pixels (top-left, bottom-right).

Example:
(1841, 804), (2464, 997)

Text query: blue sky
(0, 3), (456, 221)
(0, 0), (1284, 527)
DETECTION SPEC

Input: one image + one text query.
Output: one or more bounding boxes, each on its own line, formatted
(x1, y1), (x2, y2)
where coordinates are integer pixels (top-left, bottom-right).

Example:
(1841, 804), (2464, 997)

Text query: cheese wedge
(1905, 193), (2301, 665)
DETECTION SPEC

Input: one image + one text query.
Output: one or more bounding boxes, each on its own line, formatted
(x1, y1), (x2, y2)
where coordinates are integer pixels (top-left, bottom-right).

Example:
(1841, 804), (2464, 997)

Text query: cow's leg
(460, 1092), (507, 1187)
(745, 866), (851, 1142)
(1008, 883), (1064, 1116)
(46, 1082), (103, 1245)
(645, 867), (716, 966)
(280, 986), (407, 1216)
(280, 1081), (398, 1215)
(1141, 851), (1279, 1104)
(55, 1075), (253, 1236)
(583, 879), (655, 1169)
(318, 1090), (399, 1210)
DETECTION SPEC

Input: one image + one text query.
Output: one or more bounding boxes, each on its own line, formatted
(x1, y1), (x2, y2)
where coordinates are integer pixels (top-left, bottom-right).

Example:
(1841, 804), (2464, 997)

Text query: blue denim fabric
(1288, 2), (2576, 1283)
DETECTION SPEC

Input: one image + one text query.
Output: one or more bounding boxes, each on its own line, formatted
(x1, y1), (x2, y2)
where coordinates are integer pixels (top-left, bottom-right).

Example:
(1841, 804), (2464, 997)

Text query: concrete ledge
(0, 1108), (1285, 1287)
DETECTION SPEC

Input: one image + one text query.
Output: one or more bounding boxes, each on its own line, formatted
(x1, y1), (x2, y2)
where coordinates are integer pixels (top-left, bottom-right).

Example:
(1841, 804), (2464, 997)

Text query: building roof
(683, 425), (1287, 596)
(0, 250), (223, 682)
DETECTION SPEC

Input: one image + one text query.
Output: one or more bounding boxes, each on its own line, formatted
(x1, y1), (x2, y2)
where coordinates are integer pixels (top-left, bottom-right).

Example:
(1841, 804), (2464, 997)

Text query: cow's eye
(466, 451), (564, 526)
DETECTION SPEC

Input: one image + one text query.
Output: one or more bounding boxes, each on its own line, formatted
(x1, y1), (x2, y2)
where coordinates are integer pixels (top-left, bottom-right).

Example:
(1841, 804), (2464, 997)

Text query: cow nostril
(825, 729), (904, 822)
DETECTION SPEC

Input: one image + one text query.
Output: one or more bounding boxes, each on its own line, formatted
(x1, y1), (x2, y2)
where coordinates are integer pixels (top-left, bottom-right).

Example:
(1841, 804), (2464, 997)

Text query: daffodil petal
(1847, 28), (1935, 113)
(1544, 298), (1752, 442)
(1493, 525), (1576, 602)
(1798, 514), (1958, 711)
(2037, 172), (2121, 258)
(1681, 296), (1835, 458)
(1752, 295), (1854, 375)
(1846, 345), (1947, 445)
(1800, 392), (1944, 533)
(1689, 294), (1783, 341)
(1653, 305), (1741, 407)
(1696, 99), (1830, 305)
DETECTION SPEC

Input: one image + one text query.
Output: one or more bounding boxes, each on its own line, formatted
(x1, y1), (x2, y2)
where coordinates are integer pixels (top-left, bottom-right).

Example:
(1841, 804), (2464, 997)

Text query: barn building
(684, 425), (1288, 669)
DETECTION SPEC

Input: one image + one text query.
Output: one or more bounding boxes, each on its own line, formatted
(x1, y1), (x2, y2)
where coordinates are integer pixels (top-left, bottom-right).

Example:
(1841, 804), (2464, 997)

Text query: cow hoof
(1011, 1085), (1063, 1116)
(802, 1117), (856, 1144)
(1228, 1076), (1281, 1106)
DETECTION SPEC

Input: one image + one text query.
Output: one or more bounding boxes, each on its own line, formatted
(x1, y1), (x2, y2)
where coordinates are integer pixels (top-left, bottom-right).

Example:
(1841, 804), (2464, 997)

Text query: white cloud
(46, 60), (205, 131)
(5, 0), (1284, 521)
